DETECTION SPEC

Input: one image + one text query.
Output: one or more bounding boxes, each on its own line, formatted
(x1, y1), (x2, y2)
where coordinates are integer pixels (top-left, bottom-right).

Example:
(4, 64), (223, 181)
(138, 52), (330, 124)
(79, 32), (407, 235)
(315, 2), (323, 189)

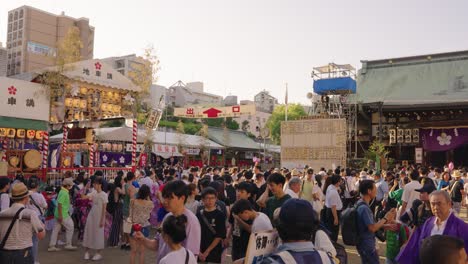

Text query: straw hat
(291, 169), (300, 177)
(10, 182), (31, 200)
(452, 170), (462, 178)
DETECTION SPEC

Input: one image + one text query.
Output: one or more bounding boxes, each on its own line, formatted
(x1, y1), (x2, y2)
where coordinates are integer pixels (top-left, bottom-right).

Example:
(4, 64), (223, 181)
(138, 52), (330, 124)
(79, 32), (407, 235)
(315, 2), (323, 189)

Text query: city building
(235, 110), (271, 137)
(240, 99), (254, 105)
(6, 6), (94, 76)
(101, 54), (167, 108)
(0, 42), (6, 76)
(167, 80), (223, 107)
(149, 84), (167, 108)
(254, 90), (278, 113)
(223, 95), (238, 106)
(101, 54), (147, 79)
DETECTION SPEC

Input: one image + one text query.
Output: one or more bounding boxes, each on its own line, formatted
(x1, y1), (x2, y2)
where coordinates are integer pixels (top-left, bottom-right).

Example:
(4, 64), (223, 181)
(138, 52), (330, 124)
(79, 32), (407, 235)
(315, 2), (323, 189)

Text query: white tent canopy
(50, 126), (224, 149)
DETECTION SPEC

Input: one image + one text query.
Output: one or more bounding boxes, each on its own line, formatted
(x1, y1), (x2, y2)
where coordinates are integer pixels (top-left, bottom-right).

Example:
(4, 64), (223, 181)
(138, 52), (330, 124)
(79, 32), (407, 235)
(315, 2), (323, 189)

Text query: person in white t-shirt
(285, 177), (301, 199)
(231, 199), (273, 233)
(159, 214), (197, 264)
(400, 171), (423, 215)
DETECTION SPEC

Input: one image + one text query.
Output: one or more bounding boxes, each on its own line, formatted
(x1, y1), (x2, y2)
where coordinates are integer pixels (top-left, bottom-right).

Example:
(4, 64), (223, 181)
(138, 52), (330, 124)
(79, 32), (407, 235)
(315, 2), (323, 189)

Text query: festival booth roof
(260, 143), (281, 154)
(21, 59), (141, 92)
(353, 50), (468, 108)
(0, 77), (50, 130)
(50, 126), (224, 149)
(207, 127), (264, 150)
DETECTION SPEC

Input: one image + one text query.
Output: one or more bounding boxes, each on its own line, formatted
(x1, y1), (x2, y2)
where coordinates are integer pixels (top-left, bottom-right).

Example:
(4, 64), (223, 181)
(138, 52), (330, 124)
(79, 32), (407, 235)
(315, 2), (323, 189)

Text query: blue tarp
(313, 77), (356, 95)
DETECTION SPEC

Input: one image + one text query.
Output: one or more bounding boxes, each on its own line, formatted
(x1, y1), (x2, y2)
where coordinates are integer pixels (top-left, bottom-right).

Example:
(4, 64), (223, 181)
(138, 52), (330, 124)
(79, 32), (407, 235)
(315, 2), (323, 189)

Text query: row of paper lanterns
(0, 128), (43, 140)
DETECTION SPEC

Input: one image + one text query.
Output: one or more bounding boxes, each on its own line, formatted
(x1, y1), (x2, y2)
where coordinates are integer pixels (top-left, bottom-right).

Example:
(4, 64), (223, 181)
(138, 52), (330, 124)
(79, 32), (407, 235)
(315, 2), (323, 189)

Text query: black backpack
(340, 201), (366, 246)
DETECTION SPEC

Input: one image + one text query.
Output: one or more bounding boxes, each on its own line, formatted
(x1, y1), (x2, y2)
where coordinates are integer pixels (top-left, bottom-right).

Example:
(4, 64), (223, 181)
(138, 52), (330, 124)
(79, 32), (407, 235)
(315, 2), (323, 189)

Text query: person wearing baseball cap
(260, 199), (335, 263)
(400, 183), (437, 229)
(0, 183), (45, 263)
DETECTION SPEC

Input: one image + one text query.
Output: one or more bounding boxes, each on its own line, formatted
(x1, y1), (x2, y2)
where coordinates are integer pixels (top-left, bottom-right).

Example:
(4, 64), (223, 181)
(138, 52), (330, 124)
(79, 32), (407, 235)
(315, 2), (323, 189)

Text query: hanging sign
(145, 109), (163, 130)
(0, 77), (50, 122)
(415, 147), (423, 164)
(185, 148), (200, 155)
(174, 104), (256, 118)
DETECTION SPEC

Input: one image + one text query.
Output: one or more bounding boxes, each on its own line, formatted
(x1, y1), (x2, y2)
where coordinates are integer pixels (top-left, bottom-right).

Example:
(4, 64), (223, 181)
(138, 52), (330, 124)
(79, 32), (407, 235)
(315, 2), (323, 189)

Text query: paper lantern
(107, 91), (113, 99)
(72, 98), (80, 108)
(0, 128), (7, 137)
(101, 103), (108, 111)
(16, 129), (26, 138)
(80, 87), (88, 94)
(80, 100), (87, 109)
(113, 92), (120, 101)
(35, 131), (43, 140)
(65, 98), (73, 107)
(26, 130), (36, 139)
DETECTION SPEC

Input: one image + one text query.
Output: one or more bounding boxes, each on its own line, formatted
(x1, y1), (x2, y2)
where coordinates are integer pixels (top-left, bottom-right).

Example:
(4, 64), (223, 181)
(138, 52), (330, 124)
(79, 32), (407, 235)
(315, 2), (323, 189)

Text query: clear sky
(2, 0), (468, 104)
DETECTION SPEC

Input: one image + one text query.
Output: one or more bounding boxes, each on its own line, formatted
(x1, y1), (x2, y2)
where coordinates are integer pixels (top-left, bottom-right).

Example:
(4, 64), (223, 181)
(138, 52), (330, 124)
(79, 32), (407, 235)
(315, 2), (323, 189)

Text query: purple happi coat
(396, 213), (468, 264)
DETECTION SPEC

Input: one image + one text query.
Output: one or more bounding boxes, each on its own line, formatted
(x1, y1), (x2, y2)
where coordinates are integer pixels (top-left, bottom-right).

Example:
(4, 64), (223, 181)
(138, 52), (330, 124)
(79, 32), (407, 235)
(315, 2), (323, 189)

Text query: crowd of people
(0, 164), (467, 263)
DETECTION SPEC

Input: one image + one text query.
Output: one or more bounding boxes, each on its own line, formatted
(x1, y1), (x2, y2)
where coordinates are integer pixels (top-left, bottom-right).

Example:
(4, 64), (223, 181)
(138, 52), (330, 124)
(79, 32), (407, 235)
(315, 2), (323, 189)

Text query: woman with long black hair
(107, 172), (125, 247)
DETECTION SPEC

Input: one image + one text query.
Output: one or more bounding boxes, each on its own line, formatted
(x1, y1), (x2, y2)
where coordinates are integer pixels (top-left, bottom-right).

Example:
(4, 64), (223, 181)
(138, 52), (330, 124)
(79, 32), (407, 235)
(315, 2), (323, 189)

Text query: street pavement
(38, 208), (468, 264)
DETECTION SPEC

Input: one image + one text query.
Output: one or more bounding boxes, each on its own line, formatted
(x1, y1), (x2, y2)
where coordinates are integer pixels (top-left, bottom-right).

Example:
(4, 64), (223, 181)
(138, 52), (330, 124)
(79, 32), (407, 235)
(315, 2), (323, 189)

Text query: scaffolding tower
(308, 63), (358, 161)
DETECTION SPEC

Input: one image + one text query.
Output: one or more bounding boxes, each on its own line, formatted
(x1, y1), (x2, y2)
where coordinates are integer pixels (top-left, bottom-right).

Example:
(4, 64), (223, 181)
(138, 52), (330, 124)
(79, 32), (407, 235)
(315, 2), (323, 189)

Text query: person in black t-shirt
(223, 175), (236, 206)
(243, 170), (258, 201)
(228, 182), (255, 261)
(196, 187), (226, 263)
(449, 170), (464, 215)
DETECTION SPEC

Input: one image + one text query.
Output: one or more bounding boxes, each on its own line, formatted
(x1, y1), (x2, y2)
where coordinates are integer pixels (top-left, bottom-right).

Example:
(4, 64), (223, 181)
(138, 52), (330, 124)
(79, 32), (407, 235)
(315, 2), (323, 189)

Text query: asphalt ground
(38, 207), (468, 264)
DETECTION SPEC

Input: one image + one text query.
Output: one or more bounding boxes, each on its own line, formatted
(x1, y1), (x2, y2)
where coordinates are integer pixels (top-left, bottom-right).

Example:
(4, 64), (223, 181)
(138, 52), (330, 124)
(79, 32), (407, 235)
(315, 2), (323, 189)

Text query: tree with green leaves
(266, 104), (307, 144)
(127, 45), (161, 166)
(241, 120), (250, 132)
(39, 26), (83, 123)
(225, 117), (240, 130)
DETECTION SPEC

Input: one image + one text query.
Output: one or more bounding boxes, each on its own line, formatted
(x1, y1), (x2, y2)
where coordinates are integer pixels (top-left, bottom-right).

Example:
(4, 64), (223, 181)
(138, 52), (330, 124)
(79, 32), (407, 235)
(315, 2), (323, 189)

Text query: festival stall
(50, 126), (224, 168)
(0, 77), (50, 179)
(31, 59), (141, 178)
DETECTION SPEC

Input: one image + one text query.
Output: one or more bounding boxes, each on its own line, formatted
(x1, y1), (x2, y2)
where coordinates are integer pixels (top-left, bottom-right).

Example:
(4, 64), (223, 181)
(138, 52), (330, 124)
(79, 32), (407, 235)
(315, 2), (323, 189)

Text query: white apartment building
(167, 81), (223, 107)
(0, 42), (6, 76)
(102, 54), (167, 109)
(254, 90), (278, 113)
(235, 110), (271, 137)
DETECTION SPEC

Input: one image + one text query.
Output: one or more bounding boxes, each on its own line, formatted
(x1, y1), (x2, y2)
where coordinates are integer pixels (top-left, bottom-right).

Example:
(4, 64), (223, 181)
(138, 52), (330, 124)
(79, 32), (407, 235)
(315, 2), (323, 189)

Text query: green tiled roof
(353, 51), (468, 106)
(207, 127), (262, 150)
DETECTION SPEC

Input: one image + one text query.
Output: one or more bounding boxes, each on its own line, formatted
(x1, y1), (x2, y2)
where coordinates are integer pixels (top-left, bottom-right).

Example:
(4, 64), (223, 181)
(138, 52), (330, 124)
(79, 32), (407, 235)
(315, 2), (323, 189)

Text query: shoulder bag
(0, 208), (25, 250)
(199, 209), (216, 235)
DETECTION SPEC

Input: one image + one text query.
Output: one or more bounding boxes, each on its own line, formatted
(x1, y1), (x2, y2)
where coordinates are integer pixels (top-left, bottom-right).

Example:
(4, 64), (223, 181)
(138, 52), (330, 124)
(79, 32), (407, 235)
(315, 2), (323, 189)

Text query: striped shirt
(0, 203), (44, 250)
